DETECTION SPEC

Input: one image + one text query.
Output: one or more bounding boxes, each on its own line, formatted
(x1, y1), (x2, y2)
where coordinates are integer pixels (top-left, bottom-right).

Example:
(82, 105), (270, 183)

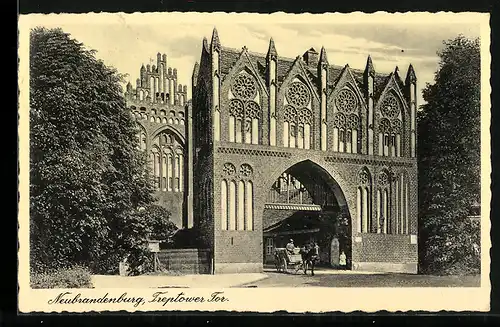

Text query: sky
(25, 13), (482, 106)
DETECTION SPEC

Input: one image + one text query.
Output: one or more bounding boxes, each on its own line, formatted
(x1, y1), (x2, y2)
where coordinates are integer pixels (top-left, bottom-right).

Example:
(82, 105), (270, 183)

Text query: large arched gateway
(262, 160), (352, 269)
(186, 28), (418, 274)
(124, 32), (418, 275)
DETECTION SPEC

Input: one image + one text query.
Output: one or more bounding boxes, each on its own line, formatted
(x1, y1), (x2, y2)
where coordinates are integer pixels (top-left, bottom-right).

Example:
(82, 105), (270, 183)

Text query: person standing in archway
(286, 239), (295, 254)
(339, 250), (347, 270)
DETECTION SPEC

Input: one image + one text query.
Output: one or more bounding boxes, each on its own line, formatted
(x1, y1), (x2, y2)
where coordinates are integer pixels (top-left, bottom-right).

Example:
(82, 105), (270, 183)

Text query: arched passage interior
(262, 160), (352, 269)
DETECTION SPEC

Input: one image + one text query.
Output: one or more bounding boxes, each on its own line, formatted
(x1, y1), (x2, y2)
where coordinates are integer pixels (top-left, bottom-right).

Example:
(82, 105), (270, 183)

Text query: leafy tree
(139, 204), (178, 245)
(418, 35), (481, 275)
(29, 27), (157, 274)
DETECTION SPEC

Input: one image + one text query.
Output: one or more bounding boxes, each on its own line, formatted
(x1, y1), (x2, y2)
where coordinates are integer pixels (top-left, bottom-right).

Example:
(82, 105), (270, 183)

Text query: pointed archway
(262, 160), (352, 269)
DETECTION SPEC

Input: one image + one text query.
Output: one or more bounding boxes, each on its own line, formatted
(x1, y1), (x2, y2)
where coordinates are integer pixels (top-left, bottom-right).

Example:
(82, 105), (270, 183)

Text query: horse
(300, 244), (319, 276)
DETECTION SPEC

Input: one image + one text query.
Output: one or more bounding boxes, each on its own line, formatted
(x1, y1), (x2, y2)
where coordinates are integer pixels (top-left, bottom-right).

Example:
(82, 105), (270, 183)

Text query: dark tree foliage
(139, 204), (178, 244)
(418, 35), (481, 275)
(29, 27), (158, 274)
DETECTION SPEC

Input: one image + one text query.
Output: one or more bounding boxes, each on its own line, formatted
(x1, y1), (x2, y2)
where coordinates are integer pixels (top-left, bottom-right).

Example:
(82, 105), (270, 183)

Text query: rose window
(391, 119), (402, 133)
(335, 89), (358, 113)
(231, 74), (257, 100)
(347, 114), (360, 129)
(286, 82), (310, 108)
(245, 101), (261, 119)
(358, 170), (370, 185)
(239, 164), (253, 177)
(229, 99), (244, 118)
(333, 112), (346, 128)
(379, 118), (391, 133)
(381, 95), (400, 119)
(378, 172), (389, 186)
(284, 105), (298, 122)
(298, 108), (312, 124)
(223, 163), (236, 176)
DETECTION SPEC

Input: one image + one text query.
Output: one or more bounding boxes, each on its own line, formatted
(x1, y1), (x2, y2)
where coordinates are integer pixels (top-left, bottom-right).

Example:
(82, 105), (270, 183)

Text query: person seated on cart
(286, 239), (295, 254)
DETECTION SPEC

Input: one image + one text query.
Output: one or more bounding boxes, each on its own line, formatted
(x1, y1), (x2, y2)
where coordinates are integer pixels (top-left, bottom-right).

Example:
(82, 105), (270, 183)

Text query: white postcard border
(18, 11), (492, 313)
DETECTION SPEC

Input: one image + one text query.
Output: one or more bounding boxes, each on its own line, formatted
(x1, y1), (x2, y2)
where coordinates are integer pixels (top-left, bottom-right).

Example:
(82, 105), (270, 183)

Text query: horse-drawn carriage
(273, 247), (305, 274)
(274, 246), (320, 275)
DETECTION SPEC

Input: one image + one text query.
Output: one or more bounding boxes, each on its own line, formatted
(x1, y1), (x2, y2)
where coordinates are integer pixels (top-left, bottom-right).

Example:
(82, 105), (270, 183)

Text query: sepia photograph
(17, 12), (491, 312)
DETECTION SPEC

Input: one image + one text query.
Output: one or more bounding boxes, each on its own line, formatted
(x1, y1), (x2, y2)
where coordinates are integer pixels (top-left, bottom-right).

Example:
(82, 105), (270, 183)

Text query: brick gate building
(191, 29), (419, 274)
(124, 53), (193, 229)
(125, 28), (419, 274)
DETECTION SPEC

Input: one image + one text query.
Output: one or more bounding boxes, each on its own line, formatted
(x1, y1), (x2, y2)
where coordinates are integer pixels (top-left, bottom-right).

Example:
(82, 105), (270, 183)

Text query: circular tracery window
(223, 163), (236, 176)
(378, 172), (389, 186)
(240, 164), (253, 177)
(286, 82), (310, 108)
(333, 112), (346, 128)
(231, 74), (257, 100)
(284, 105), (298, 122)
(335, 89), (358, 113)
(358, 170), (370, 185)
(381, 95), (400, 119)
(391, 119), (402, 133)
(379, 118), (392, 133)
(347, 114), (360, 129)
(229, 99), (244, 118)
(245, 101), (261, 119)
(298, 108), (312, 124)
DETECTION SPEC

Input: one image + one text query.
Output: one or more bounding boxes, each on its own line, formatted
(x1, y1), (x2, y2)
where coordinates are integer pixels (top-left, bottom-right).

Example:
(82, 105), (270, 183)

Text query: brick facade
(192, 29), (419, 274)
(124, 53), (193, 229)
(124, 28), (419, 275)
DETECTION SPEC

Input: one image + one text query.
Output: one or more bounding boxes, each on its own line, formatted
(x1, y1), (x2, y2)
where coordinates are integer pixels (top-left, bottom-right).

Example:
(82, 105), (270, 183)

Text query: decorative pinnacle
(365, 55), (375, 77)
(267, 37), (277, 60)
(192, 62), (200, 82)
(202, 37), (209, 52)
(211, 27), (221, 50)
(405, 63), (417, 84)
(319, 46), (328, 64)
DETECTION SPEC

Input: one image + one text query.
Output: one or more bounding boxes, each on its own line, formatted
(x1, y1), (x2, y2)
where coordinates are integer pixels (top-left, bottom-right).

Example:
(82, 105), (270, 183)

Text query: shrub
(420, 217), (480, 276)
(30, 265), (93, 289)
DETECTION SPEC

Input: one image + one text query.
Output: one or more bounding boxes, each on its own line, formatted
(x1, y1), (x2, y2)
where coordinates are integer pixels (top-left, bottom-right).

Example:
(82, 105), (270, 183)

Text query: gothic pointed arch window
(283, 80), (312, 149)
(378, 93), (403, 157)
(149, 129), (185, 193)
(228, 179), (237, 230)
(229, 72), (261, 144)
(220, 162), (254, 231)
(245, 101), (261, 144)
(394, 171), (410, 235)
(229, 99), (244, 143)
(168, 110), (175, 124)
(162, 153), (167, 191)
(221, 179), (228, 230)
(151, 146), (161, 189)
(139, 130), (147, 151)
(376, 169), (393, 234)
(356, 167), (372, 233)
(333, 88), (360, 153)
